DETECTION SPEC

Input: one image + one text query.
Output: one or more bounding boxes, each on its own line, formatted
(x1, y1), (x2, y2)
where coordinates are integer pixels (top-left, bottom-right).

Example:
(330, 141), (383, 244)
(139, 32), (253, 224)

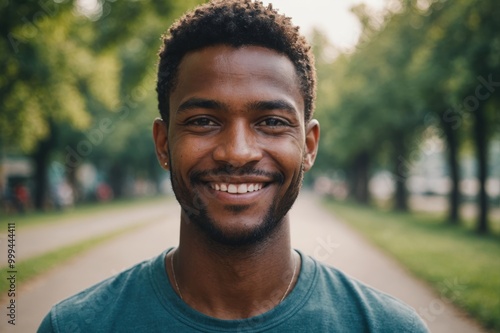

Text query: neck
(168, 212), (299, 319)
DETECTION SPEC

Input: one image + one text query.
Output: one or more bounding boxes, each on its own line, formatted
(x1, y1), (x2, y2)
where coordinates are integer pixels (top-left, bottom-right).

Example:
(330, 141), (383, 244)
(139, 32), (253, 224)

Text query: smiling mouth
(209, 183), (267, 194)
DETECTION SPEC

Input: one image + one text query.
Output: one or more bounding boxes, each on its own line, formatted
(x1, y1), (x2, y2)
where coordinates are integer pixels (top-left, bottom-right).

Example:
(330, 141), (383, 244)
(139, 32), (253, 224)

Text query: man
(38, 0), (428, 331)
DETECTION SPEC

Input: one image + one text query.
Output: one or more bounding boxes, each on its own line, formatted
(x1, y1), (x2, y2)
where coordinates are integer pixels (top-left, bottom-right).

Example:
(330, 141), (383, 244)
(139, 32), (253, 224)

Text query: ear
(153, 118), (170, 170)
(303, 119), (320, 172)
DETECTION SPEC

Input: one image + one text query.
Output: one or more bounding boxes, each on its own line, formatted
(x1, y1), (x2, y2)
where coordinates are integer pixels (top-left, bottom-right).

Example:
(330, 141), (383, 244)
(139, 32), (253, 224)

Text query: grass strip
(324, 199), (500, 332)
(0, 195), (170, 231)
(0, 221), (152, 297)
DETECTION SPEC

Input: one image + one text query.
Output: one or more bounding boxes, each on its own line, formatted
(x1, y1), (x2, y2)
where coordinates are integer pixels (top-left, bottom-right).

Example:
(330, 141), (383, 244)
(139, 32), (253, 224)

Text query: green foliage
(312, 0), (499, 223)
(1, 0), (204, 206)
(314, 1), (439, 170)
(325, 199), (500, 331)
(1, 2), (120, 151)
(1, 0), (202, 154)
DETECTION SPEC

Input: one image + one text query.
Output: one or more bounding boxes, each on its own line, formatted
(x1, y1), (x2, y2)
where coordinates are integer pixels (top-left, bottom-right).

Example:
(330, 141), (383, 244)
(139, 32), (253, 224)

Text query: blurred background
(1, 0), (498, 232)
(0, 0), (500, 331)
(1, 0), (197, 212)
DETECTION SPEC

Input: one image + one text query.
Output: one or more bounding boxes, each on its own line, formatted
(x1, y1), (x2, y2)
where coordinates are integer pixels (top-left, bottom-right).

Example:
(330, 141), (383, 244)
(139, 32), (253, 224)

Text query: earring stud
(164, 162), (168, 166)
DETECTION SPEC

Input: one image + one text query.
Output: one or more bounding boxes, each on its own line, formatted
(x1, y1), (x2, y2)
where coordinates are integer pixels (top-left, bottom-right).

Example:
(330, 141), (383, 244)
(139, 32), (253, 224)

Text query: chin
(186, 205), (284, 247)
(199, 211), (282, 247)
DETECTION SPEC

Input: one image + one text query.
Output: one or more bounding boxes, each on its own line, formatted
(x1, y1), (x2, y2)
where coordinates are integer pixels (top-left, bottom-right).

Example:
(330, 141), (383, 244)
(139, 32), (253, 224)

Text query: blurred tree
(455, 0), (500, 233)
(407, 0), (468, 224)
(314, 4), (427, 209)
(408, 0), (500, 231)
(1, 0), (203, 208)
(81, 0), (203, 198)
(1, 1), (120, 209)
(314, 0), (499, 232)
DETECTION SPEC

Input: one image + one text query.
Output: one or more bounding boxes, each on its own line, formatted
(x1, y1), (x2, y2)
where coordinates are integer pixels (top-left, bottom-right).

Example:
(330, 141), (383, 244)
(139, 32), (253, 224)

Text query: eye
(258, 117), (289, 127)
(186, 117), (218, 127)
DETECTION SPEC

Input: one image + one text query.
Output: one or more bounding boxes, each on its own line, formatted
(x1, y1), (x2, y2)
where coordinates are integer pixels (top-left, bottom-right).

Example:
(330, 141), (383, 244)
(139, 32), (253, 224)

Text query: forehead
(170, 45), (304, 114)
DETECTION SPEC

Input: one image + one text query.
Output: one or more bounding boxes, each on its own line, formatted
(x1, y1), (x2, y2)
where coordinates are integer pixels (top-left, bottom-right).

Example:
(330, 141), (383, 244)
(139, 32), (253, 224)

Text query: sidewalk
(0, 198), (178, 266)
(289, 193), (488, 333)
(0, 193), (489, 332)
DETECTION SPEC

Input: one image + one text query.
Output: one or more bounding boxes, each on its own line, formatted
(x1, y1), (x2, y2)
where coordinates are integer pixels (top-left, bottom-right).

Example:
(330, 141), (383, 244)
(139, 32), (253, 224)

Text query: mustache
(190, 166), (284, 184)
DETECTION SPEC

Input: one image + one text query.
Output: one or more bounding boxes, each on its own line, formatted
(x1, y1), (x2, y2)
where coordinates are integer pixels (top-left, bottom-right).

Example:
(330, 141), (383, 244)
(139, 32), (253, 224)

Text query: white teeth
(211, 183), (264, 194)
(237, 184), (248, 193)
(228, 184), (238, 193)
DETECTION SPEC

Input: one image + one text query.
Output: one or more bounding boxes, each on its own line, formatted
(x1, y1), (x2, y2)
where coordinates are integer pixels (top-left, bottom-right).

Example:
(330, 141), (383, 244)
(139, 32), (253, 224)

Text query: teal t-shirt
(38, 249), (428, 332)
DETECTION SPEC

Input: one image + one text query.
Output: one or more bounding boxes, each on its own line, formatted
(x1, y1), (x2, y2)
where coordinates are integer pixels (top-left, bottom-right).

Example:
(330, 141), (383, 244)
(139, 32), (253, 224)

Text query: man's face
(154, 45), (319, 246)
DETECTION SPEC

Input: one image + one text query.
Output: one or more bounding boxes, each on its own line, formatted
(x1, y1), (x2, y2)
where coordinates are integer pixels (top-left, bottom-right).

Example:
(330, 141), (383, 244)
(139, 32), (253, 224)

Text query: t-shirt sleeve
(37, 311), (55, 333)
(410, 312), (430, 333)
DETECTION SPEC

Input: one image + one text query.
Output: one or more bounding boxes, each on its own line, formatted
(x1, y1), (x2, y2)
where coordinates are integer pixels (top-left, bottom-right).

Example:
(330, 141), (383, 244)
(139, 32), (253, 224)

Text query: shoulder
(39, 252), (165, 333)
(305, 256), (429, 332)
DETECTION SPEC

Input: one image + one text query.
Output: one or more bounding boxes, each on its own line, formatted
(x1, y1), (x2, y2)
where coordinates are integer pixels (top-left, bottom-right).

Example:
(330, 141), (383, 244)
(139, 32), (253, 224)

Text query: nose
(212, 120), (262, 167)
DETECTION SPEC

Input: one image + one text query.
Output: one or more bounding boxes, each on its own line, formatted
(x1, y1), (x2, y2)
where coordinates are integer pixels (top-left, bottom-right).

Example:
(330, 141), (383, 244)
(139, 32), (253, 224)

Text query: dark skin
(153, 45), (320, 319)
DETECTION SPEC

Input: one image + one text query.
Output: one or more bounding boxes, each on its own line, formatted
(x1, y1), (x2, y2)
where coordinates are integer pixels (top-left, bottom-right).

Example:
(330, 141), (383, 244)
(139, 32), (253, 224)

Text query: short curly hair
(156, 0), (316, 125)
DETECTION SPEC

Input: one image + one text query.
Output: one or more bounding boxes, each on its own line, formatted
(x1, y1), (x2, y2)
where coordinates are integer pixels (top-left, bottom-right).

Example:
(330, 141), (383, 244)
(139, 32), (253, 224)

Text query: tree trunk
(108, 162), (126, 199)
(32, 133), (55, 210)
(66, 164), (79, 203)
(473, 105), (489, 234)
(394, 176), (408, 211)
(441, 116), (460, 224)
(349, 151), (370, 204)
(393, 138), (408, 211)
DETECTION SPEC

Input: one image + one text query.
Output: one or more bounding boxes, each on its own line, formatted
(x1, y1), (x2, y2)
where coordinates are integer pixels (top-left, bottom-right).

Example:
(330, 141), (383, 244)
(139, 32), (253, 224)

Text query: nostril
(212, 129), (262, 166)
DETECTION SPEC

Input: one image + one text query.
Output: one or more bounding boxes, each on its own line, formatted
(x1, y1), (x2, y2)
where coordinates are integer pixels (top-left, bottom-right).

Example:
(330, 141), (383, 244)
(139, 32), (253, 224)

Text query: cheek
(170, 137), (213, 170)
(267, 142), (304, 175)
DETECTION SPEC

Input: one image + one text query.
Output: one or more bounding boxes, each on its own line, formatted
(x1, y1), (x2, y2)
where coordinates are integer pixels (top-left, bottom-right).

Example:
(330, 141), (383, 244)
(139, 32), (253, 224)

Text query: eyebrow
(176, 98), (222, 114)
(175, 97), (298, 115)
(247, 100), (298, 115)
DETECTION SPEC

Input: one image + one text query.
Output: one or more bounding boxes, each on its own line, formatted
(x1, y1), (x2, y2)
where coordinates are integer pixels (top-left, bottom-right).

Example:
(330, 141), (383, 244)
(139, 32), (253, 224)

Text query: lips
(210, 183), (265, 194)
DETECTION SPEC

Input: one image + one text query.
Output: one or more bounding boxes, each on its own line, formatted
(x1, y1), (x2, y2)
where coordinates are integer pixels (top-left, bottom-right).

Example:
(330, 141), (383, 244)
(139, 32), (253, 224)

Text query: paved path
(0, 199), (177, 266)
(290, 194), (487, 333)
(0, 193), (489, 332)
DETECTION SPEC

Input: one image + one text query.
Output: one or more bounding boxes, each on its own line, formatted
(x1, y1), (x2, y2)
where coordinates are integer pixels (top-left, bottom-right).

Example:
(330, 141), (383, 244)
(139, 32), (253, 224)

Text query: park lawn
(324, 199), (500, 332)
